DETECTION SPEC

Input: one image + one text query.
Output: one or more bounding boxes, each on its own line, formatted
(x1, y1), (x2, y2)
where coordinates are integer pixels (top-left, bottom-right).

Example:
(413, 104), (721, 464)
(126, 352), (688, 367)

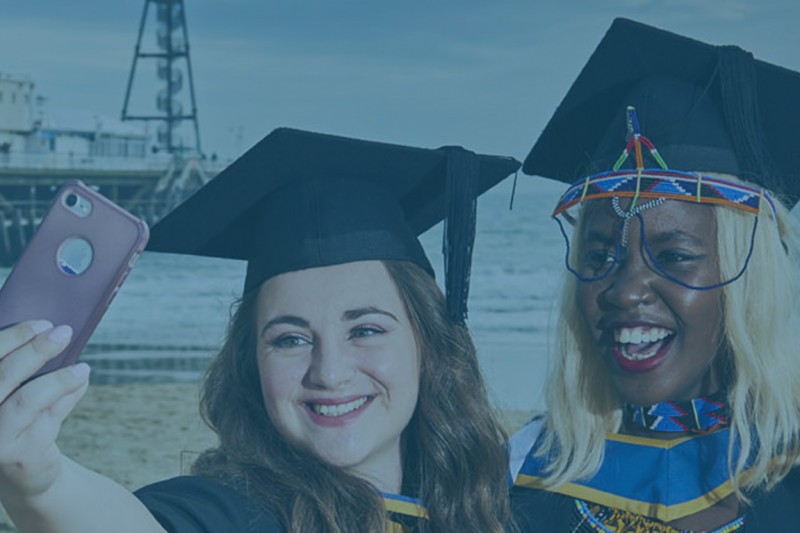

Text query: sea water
(0, 177), (566, 413)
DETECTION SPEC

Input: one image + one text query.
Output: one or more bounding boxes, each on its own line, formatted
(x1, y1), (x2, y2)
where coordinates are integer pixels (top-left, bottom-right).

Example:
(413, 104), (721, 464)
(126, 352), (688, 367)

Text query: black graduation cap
(523, 17), (800, 208)
(147, 127), (520, 323)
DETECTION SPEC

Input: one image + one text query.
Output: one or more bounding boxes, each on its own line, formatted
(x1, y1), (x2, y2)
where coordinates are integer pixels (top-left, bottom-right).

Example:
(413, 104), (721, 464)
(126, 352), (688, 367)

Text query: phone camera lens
(65, 194), (78, 207)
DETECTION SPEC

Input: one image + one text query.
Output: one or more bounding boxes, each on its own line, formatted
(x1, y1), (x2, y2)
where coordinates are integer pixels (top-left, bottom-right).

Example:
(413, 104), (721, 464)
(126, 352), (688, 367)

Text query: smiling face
(575, 199), (728, 405)
(256, 260), (419, 492)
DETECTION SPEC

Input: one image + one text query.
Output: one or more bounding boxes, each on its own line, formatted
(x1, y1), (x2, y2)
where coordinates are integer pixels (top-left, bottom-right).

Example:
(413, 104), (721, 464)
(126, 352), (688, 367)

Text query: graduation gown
(508, 419), (800, 532)
(135, 475), (428, 532)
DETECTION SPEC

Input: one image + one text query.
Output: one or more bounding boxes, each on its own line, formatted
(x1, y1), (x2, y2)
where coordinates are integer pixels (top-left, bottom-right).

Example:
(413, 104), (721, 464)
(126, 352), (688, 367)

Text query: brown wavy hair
(191, 260), (512, 532)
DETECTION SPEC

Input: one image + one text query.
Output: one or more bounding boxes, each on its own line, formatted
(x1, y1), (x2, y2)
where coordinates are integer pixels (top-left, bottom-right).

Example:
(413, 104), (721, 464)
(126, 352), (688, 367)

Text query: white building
(35, 108), (149, 159)
(0, 72), (163, 169)
(0, 73), (35, 152)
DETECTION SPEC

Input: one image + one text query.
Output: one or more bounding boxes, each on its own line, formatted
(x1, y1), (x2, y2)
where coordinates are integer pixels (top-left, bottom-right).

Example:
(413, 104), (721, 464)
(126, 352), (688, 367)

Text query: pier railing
(0, 151), (228, 174)
(0, 150), (226, 264)
(0, 152), (175, 172)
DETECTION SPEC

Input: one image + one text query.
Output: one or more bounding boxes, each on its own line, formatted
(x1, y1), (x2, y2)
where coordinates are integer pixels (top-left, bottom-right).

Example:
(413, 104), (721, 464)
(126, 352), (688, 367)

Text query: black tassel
(442, 147), (478, 326)
(717, 45), (783, 196)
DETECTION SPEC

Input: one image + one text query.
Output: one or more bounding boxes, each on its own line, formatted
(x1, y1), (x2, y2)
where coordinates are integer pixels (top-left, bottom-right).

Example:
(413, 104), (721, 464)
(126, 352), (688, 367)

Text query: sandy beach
(0, 381), (536, 531)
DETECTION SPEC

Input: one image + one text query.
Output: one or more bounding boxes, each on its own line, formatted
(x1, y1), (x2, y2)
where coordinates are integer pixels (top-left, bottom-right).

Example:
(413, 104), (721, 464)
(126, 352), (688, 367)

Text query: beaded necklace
(624, 390), (730, 433)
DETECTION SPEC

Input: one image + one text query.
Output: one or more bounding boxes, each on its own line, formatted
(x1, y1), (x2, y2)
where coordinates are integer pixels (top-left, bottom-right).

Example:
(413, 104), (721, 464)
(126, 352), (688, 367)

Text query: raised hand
(0, 320), (87, 508)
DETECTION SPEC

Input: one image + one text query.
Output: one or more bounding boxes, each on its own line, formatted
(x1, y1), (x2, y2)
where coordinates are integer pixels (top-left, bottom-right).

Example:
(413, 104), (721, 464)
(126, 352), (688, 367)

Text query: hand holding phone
(0, 180), (149, 380)
(0, 320), (91, 511)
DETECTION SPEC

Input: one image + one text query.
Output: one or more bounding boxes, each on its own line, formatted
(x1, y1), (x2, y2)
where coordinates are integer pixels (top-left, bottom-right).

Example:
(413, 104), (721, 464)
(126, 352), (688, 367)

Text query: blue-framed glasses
(555, 206), (759, 291)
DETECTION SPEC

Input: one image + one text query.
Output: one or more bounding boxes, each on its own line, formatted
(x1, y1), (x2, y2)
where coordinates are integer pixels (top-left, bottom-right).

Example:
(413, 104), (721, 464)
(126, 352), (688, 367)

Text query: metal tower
(121, 0), (202, 156)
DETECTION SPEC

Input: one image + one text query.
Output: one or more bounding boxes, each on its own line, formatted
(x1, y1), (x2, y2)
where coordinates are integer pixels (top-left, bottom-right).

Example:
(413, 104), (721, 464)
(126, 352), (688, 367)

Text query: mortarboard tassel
(442, 147), (479, 326)
(717, 45), (783, 197)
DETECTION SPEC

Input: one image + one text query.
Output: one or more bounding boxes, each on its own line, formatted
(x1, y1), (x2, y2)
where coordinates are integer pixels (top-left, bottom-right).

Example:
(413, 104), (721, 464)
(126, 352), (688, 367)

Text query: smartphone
(0, 180), (149, 379)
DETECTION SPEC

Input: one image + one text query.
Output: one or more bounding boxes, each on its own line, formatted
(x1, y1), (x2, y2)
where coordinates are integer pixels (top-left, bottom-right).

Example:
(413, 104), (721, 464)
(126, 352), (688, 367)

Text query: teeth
(311, 396), (369, 417)
(620, 344), (660, 361)
(613, 327), (672, 344)
(612, 327), (674, 362)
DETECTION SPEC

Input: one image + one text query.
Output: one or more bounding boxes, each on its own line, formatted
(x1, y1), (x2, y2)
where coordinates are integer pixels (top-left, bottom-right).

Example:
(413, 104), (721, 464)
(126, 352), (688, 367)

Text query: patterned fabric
(573, 500), (745, 533)
(624, 391), (730, 433)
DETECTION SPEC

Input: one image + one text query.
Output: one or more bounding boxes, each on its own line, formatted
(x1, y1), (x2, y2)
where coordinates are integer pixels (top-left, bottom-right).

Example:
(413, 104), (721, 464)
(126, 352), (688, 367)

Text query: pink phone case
(0, 180), (150, 379)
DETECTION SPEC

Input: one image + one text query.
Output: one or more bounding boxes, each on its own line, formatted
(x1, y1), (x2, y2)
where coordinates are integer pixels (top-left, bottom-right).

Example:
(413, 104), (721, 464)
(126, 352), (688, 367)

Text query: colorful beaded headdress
(549, 104), (778, 290)
(552, 106), (777, 221)
(552, 101), (777, 290)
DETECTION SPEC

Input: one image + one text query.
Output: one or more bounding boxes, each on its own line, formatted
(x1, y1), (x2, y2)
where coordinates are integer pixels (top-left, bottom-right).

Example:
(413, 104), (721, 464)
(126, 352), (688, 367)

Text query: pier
(0, 152), (221, 264)
(0, 0), (217, 266)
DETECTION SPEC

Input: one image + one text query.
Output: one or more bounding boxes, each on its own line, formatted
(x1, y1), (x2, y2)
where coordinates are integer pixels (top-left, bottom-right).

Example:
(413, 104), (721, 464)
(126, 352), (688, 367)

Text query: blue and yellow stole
(383, 493), (428, 532)
(514, 428), (749, 522)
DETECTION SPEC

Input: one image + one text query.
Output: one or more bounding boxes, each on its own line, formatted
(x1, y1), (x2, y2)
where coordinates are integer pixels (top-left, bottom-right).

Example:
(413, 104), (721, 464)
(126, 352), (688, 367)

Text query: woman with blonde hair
(510, 18), (800, 532)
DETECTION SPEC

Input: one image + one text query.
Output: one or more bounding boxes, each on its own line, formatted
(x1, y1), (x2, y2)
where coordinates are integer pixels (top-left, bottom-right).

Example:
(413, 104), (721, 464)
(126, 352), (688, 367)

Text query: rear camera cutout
(62, 191), (92, 218)
(57, 237), (93, 276)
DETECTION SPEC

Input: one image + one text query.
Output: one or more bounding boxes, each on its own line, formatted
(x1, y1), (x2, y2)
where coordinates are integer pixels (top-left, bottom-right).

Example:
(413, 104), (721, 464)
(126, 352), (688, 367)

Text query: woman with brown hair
(0, 128), (520, 532)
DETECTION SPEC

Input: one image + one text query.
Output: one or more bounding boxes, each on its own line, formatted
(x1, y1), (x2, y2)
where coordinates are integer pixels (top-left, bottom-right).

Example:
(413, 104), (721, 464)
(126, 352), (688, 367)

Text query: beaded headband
(552, 107), (778, 221)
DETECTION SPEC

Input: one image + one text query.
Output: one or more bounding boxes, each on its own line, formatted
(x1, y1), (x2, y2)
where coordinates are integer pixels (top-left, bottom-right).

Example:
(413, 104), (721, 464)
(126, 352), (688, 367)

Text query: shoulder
(134, 476), (286, 533)
(744, 467), (800, 531)
(510, 484), (576, 533)
(507, 416), (576, 532)
(507, 414), (545, 482)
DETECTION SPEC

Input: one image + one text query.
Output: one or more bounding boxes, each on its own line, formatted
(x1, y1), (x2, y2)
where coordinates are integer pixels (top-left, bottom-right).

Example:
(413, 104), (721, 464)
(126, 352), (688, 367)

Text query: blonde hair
(538, 181), (800, 496)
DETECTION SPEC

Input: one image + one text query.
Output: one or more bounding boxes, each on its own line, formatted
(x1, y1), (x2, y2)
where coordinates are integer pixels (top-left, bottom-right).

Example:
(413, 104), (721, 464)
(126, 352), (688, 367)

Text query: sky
(0, 1), (798, 168)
